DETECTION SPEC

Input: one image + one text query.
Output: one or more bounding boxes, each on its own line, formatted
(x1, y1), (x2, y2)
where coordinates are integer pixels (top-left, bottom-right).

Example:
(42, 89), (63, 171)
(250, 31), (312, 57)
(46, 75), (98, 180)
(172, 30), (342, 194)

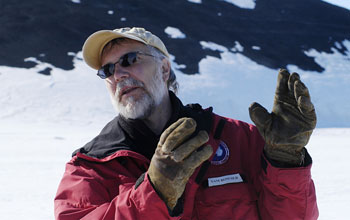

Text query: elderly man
(55, 27), (318, 219)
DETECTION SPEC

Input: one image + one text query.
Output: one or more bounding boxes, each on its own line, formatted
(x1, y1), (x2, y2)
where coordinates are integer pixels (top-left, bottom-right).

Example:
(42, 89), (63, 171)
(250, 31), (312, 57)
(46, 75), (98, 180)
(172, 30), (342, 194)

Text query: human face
(101, 41), (169, 119)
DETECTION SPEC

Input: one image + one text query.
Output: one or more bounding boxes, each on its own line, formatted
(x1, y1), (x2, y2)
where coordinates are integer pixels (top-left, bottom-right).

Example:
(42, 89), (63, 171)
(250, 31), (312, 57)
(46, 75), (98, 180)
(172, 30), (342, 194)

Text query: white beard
(111, 68), (168, 119)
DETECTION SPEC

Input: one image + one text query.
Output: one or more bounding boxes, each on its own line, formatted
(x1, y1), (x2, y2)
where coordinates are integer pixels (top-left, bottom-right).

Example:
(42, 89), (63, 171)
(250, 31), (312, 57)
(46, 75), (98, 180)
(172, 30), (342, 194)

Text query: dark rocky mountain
(1, 0), (349, 74)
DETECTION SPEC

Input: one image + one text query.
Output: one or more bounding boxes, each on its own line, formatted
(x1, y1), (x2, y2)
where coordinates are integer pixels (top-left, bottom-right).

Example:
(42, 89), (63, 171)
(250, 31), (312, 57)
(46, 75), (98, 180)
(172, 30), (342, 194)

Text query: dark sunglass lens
(107, 64), (114, 77)
(120, 52), (138, 67)
(97, 69), (106, 79)
(127, 53), (138, 65)
(97, 64), (114, 79)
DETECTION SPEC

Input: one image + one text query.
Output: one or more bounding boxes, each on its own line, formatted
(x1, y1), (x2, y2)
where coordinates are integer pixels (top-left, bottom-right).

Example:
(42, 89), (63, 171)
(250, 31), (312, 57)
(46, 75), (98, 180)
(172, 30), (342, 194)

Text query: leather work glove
(249, 69), (317, 165)
(148, 117), (213, 209)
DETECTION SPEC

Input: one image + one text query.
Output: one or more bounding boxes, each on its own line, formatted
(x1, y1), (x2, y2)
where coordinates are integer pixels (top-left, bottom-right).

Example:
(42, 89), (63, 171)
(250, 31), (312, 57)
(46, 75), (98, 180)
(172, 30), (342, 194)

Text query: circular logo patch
(211, 141), (229, 165)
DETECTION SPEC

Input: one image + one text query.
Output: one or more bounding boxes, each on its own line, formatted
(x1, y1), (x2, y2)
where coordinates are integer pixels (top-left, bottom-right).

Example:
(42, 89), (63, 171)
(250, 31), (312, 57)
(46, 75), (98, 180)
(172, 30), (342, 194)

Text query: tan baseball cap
(82, 27), (170, 70)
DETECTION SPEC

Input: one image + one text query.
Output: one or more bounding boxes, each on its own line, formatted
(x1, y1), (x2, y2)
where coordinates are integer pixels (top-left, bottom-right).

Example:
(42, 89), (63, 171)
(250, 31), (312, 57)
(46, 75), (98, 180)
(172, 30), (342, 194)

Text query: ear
(161, 58), (171, 82)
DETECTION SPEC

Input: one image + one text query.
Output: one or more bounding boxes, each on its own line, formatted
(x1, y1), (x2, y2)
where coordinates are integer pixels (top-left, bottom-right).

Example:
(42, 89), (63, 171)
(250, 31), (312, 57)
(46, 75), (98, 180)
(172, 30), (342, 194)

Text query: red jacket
(54, 113), (318, 219)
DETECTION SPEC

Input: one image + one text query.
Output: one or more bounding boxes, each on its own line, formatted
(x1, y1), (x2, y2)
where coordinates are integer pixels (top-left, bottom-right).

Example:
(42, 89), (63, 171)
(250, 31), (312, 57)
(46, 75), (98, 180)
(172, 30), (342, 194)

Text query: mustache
(115, 78), (145, 97)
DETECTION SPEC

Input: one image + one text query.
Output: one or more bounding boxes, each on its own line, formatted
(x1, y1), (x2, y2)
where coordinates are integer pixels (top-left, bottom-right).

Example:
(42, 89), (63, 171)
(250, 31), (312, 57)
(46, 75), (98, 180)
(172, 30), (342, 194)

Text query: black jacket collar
(73, 91), (213, 160)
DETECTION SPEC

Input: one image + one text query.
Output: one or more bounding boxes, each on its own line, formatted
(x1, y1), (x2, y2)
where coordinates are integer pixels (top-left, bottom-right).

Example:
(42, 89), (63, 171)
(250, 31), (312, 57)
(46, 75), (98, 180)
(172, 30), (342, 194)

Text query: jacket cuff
(263, 147), (312, 168)
(261, 151), (312, 186)
(146, 173), (184, 217)
(131, 172), (182, 219)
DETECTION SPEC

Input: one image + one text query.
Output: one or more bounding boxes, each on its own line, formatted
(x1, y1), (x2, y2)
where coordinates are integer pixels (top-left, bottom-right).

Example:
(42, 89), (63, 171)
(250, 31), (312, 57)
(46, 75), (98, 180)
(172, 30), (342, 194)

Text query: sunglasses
(97, 51), (155, 79)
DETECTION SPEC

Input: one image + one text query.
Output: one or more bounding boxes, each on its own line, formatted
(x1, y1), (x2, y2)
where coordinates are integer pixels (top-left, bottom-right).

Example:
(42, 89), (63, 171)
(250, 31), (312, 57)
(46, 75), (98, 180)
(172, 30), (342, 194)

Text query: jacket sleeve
(54, 158), (180, 220)
(246, 125), (319, 220)
(256, 152), (319, 220)
(239, 122), (318, 220)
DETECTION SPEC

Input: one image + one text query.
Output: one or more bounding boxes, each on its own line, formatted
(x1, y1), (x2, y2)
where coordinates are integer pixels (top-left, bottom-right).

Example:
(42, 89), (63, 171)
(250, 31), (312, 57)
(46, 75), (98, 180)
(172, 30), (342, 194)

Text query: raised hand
(148, 117), (213, 209)
(249, 69), (317, 165)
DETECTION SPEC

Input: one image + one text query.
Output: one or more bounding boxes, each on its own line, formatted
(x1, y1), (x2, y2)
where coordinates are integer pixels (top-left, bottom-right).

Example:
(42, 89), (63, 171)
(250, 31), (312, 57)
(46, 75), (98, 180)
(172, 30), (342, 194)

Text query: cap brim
(82, 30), (147, 70)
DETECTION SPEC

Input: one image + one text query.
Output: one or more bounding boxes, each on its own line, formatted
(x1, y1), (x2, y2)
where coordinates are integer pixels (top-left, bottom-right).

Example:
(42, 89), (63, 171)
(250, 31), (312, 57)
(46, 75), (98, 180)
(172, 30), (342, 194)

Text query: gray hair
(146, 45), (178, 94)
(102, 38), (179, 94)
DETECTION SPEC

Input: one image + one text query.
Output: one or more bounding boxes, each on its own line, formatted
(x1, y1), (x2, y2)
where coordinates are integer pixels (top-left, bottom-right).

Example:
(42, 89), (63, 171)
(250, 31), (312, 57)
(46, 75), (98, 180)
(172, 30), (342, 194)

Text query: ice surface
(0, 122), (348, 219)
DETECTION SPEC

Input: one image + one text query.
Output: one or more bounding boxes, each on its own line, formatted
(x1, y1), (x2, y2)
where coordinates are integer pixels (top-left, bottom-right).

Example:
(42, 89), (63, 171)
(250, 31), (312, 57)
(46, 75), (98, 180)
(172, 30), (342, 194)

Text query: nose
(113, 64), (129, 82)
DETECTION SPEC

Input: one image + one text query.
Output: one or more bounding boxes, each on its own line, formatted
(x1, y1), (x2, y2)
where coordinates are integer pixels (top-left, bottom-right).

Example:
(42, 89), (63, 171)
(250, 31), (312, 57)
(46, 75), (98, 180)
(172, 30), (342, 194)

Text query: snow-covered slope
(1, 39), (349, 127)
(1, 0), (350, 219)
(1, 42), (350, 220)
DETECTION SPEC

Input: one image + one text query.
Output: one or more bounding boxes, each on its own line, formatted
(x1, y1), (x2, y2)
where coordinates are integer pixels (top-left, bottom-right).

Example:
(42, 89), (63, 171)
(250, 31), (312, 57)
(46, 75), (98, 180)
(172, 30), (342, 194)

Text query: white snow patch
(108, 10), (114, 15)
(176, 39), (350, 127)
(67, 52), (76, 56)
(287, 40), (350, 127)
(175, 49), (275, 122)
(23, 57), (57, 73)
(231, 41), (244, 52)
(120, 17), (126, 21)
(334, 41), (342, 49)
(187, 0), (202, 4)
(252, 45), (261, 50)
(322, 0), (350, 10)
(24, 57), (40, 64)
(304, 41), (350, 72)
(164, 27), (186, 39)
(71, 0), (80, 4)
(200, 41), (228, 52)
(170, 54), (187, 70)
(219, 0), (256, 9)
(0, 52), (114, 125)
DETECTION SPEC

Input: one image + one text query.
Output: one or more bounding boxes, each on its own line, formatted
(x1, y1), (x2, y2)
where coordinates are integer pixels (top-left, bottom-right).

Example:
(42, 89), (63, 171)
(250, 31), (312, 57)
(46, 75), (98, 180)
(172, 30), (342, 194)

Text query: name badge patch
(208, 173), (243, 187)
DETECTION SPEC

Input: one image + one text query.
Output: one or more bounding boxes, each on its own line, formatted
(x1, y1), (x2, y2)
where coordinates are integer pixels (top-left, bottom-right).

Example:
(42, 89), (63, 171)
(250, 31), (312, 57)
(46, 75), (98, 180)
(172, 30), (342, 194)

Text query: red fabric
(54, 114), (318, 219)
